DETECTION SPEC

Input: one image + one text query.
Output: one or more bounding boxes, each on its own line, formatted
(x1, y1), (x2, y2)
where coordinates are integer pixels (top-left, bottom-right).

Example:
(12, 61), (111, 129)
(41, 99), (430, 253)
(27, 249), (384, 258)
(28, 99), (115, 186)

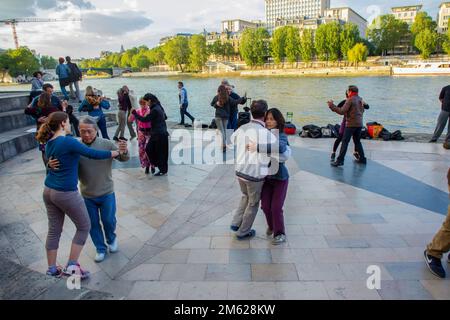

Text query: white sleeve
(279, 146), (292, 163)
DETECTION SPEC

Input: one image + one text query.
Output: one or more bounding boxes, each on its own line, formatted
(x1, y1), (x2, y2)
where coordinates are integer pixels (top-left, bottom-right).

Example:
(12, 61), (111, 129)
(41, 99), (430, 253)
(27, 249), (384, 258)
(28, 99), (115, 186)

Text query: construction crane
(0, 18), (82, 49)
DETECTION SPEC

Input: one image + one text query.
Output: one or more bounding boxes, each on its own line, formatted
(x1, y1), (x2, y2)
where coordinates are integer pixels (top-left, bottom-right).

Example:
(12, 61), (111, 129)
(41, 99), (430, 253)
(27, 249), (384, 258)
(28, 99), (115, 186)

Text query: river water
(2, 75), (449, 133)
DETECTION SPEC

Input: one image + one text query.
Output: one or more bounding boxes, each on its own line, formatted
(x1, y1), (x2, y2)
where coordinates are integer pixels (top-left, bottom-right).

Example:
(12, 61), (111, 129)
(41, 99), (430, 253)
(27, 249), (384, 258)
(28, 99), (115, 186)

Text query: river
(2, 75), (449, 133)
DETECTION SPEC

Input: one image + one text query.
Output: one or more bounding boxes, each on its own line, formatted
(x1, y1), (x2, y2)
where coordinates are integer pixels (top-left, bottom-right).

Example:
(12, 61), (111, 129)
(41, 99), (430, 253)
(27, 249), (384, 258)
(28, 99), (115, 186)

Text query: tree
(411, 12), (437, 36)
(415, 29), (438, 59)
(189, 34), (208, 71)
(300, 29), (315, 63)
(132, 53), (151, 70)
(285, 26), (301, 66)
(348, 43), (368, 67)
(340, 23), (360, 60)
(146, 47), (165, 65)
(444, 25), (450, 55)
(271, 27), (288, 65)
(368, 14), (410, 56)
(209, 40), (224, 59)
(40, 55), (57, 69)
(326, 22), (342, 62)
(240, 28), (270, 67)
(0, 53), (12, 82)
(315, 24), (329, 61)
(223, 42), (235, 60)
(163, 36), (191, 71)
(6, 47), (40, 77)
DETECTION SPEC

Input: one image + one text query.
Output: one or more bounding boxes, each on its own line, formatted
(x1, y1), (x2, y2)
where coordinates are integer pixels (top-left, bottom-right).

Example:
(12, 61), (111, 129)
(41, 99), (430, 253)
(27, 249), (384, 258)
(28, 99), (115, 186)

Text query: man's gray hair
(79, 116), (99, 131)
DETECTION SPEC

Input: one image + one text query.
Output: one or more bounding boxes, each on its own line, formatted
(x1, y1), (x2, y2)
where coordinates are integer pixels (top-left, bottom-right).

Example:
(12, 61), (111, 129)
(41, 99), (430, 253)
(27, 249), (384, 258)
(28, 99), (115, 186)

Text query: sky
(0, 0), (444, 58)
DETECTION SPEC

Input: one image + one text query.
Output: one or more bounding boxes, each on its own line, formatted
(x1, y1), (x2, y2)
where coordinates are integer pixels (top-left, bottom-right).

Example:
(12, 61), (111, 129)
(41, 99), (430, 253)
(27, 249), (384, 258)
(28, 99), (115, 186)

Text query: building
(265, 0), (331, 32)
(323, 7), (367, 38)
(159, 33), (193, 46)
(391, 5), (422, 25)
(221, 19), (260, 33)
(438, 2), (450, 34)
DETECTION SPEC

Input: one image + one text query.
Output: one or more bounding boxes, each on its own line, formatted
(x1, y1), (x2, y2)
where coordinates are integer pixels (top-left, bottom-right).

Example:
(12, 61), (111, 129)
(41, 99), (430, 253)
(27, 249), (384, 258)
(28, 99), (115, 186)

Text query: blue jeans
(84, 193), (117, 254)
(59, 80), (69, 100)
(227, 109), (238, 130)
(97, 115), (110, 140)
(180, 103), (194, 124)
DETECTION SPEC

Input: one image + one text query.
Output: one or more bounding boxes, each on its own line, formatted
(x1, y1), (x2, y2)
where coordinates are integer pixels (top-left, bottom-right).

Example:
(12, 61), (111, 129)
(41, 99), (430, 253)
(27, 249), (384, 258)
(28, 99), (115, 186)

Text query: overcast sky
(0, 0), (443, 58)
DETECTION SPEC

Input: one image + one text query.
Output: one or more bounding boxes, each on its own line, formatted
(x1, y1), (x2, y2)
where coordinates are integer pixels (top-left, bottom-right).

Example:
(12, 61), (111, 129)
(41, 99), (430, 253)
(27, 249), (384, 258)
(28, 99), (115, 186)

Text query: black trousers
(337, 127), (366, 163)
(146, 133), (169, 174)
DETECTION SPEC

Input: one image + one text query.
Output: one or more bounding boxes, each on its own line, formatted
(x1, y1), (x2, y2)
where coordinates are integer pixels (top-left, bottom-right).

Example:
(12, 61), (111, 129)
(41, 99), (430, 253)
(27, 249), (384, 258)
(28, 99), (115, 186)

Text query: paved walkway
(1, 126), (449, 300)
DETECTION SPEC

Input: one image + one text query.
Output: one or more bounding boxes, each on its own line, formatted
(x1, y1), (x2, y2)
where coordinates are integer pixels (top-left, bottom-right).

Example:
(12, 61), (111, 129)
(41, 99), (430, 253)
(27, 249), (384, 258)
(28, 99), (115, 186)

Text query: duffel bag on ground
(367, 122), (384, 139)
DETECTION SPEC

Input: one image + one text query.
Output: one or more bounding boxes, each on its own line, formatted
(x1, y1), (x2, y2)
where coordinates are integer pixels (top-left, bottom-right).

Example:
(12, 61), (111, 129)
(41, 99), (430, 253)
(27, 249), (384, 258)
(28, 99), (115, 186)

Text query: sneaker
(353, 152), (361, 161)
(272, 234), (287, 245)
(330, 153), (336, 162)
(331, 161), (344, 167)
(236, 229), (256, 241)
(356, 158), (367, 165)
(266, 228), (273, 236)
(145, 167), (150, 175)
(424, 250), (446, 279)
(154, 172), (167, 177)
(429, 139), (438, 143)
(46, 266), (63, 278)
(63, 263), (91, 280)
(109, 238), (119, 253)
(94, 252), (106, 263)
(230, 225), (239, 232)
(151, 167), (156, 175)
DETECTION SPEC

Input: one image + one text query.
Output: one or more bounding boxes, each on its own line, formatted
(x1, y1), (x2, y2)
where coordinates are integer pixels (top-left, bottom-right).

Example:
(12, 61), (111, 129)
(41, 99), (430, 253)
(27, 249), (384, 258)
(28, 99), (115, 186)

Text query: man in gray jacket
(230, 100), (278, 240)
(48, 117), (129, 262)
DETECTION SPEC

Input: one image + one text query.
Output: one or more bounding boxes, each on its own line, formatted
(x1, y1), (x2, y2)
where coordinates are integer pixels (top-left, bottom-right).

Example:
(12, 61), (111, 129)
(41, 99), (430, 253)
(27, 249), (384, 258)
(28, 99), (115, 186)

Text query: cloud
(0, 0), (95, 18)
(80, 10), (152, 36)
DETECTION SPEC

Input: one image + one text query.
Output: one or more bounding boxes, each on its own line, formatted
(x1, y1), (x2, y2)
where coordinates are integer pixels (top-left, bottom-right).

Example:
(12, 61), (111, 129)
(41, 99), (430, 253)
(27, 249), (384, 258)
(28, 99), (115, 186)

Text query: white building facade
(323, 7), (367, 38)
(265, 0), (331, 32)
(438, 2), (450, 34)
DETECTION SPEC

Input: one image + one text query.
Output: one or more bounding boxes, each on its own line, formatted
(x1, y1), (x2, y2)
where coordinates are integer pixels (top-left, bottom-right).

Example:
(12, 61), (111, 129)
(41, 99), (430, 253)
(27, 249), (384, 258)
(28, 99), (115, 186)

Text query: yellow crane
(0, 18), (82, 49)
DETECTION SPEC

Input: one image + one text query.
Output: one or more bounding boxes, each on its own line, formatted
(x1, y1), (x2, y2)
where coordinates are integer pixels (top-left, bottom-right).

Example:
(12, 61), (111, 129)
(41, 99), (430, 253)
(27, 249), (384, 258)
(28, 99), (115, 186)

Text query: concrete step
(0, 94), (30, 113)
(0, 110), (36, 134)
(0, 126), (38, 163)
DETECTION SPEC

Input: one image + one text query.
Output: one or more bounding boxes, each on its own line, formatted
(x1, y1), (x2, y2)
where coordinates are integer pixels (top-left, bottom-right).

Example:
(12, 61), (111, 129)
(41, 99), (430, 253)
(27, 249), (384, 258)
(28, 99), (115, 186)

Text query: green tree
(300, 29), (315, 62)
(411, 12), (437, 36)
(223, 42), (235, 60)
(285, 26), (301, 66)
(315, 24), (329, 60)
(240, 28), (270, 67)
(40, 55), (57, 69)
(444, 25), (450, 55)
(271, 27), (288, 65)
(340, 23), (360, 60)
(132, 53), (151, 70)
(0, 53), (12, 82)
(348, 43), (369, 67)
(146, 47), (165, 65)
(163, 36), (191, 71)
(326, 22), (342, 62)
(189, 34), (208, 71)
(415, 29), (438, 59)
(6, 47), (40, 77)
(209, 40), (224, 59)
(367, 14), (410, 55)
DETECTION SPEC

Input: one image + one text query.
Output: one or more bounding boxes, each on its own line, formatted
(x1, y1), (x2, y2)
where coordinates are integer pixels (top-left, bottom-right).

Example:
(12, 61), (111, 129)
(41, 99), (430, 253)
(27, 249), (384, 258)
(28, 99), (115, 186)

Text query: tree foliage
(367, 14), (409, 55)
(240, 28), (270, 67)
(188, 34), (208, 71)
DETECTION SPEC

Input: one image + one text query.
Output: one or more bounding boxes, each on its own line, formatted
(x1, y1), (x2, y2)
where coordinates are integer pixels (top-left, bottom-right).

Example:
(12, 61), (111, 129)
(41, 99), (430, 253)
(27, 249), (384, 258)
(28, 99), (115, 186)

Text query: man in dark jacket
(66, 56), (83, 102)
(430, 85), (450, 143)
(328, 85), (367, 167)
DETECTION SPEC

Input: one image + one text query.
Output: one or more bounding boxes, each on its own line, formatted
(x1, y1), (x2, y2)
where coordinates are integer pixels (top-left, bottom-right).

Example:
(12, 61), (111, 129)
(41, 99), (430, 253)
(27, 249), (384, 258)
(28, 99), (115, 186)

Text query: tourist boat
(392, 61), (450, 76)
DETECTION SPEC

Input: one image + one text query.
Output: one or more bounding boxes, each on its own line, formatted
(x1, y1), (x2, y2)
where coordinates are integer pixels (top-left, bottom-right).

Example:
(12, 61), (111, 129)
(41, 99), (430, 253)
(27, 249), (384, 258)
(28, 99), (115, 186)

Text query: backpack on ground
(284, 123), (297, 135)
(209, 118), (217, 129)
(367, 122), (384, 139)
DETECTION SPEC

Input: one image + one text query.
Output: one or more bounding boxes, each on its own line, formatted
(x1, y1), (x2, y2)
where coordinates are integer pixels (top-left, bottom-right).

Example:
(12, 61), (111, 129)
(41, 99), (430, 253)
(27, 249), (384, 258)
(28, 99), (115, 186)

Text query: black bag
(390, 130), (404, 141)
(302, 124), (322, 139)
(327, 124), (338, 138)
(379, 128), (392, 141)
(321, 127), (332, 138)
(209, 118), (217, 129)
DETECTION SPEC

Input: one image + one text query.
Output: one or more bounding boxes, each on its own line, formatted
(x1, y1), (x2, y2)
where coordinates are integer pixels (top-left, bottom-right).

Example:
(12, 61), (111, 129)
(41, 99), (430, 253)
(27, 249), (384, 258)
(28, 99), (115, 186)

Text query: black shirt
(440, 85), (450, 112)
(132, 104), (168, 136)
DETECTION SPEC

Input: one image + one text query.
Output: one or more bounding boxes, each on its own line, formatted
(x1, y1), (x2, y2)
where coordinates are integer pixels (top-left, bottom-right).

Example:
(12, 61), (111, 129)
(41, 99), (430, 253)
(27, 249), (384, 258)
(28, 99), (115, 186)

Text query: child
(129, 98), (154, 175)
(424, 168), (450, 279)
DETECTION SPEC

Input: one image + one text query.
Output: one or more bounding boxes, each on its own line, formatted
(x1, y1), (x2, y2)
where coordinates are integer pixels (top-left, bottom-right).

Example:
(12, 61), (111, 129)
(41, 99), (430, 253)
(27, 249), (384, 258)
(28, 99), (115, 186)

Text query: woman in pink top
(129, 98), (154, 174)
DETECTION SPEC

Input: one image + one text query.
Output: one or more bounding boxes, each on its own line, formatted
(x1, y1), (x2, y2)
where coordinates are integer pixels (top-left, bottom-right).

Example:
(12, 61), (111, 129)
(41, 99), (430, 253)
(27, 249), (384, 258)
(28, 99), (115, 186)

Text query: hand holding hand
(118, 141), (128, 154)
(246, 140), (257, 153)
(47, 157), (60, 170)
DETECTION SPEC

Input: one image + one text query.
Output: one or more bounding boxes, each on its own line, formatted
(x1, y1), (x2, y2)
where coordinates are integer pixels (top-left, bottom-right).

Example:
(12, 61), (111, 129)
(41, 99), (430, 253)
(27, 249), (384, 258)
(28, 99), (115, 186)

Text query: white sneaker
(94, 252), (106, 263)
(109, 238), (119, 253)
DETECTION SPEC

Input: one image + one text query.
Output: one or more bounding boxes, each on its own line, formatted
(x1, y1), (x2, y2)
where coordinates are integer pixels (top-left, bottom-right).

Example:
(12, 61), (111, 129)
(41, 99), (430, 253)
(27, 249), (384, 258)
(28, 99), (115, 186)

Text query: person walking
(48, 117), (129, 263)
(230, 100), (278, 240)
(36, 112), (120, 278)
(78, 86), (111, 140)
(424, 168), (450, 279)
(248, 108), (291, 245)
(128, 97), (154, 175)
(114, 86), (137, 141)
(328, 85), (367, 167)
(131, 93), (169, 176)
(66, 56), (83, 103)
(55, 57), (71, 100)
(430, 85), (450, 143)
(178, 82), (195, 126)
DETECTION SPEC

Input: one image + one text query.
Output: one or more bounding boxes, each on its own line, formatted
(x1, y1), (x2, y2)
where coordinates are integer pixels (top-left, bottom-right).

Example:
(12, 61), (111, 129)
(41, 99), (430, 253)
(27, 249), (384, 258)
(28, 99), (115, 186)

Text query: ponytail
(36, 123), (53, 144)
(36, 111), (68, 144)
